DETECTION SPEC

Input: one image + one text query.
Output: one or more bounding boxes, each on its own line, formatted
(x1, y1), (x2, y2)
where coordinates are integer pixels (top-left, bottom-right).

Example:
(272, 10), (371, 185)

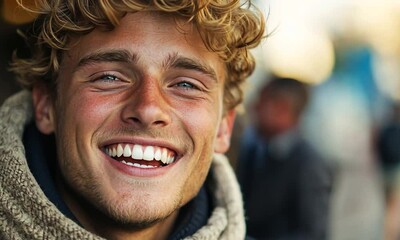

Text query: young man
(0, 0), (264, 239)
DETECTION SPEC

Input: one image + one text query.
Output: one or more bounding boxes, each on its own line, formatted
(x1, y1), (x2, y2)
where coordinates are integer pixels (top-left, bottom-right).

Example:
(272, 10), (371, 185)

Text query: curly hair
(11, 0), (265, 111)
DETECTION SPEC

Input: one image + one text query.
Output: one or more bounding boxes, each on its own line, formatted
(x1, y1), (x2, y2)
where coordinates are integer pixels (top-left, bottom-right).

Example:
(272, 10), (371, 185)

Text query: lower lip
(105, 154), (174, 178)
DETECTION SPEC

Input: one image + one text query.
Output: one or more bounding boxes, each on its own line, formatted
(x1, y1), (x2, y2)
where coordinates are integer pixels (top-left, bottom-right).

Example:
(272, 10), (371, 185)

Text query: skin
(32, 12), (235, 240)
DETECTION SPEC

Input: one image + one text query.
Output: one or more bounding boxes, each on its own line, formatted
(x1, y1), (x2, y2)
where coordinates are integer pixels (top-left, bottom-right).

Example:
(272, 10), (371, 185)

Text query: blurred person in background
(377, 103), (400, 240)
(236, 76), (333, 239)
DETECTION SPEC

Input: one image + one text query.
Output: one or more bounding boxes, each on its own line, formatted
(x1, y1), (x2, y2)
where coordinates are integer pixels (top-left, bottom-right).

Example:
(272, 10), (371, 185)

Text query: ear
(32, 84), (55, 135)
(214, 110), (236, 153)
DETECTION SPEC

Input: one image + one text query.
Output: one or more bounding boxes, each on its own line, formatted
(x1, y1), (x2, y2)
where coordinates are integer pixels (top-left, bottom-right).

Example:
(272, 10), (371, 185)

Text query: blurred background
(1, 0), (400, 239)
(236, 0), (400, 239)
(0, 0), (35, 103)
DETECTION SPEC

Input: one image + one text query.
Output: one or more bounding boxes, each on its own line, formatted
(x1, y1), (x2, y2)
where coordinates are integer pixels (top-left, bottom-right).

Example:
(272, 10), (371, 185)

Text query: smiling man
(0, 0), (264, 239)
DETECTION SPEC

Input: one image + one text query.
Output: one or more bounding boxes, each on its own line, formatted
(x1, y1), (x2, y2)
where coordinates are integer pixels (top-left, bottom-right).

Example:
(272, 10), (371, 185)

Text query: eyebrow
(164, 53), (218, 82)
(77, 50), (137, 68)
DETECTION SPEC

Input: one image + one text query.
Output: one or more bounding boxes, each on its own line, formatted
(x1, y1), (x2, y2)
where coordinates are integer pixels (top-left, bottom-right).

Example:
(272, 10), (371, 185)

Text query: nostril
(126, 117), (167, 127)
(131, 118), (141, 123)
(153, 120), (166, 125)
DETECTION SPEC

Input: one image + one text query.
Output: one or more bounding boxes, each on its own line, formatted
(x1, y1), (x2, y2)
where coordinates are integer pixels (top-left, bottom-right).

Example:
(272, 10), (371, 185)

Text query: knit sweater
(0, 91), (246, 240)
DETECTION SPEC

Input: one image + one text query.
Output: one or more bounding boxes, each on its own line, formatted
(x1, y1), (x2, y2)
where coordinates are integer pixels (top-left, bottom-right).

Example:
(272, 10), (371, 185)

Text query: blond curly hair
(12, 0), (264, 111)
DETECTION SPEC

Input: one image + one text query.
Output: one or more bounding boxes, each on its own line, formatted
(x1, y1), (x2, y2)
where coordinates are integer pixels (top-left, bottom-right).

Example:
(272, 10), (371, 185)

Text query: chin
(91, 189), (181, 229)
(103, 209), (171, 230)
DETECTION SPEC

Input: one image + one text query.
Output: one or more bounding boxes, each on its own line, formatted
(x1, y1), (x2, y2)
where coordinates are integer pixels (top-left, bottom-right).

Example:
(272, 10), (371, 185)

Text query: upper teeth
(105, 143), (175, 164)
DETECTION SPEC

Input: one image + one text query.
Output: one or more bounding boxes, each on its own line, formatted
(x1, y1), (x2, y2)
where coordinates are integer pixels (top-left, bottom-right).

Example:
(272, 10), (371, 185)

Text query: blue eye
(99, 74), (119, 82)
(176, 81), (196, 90)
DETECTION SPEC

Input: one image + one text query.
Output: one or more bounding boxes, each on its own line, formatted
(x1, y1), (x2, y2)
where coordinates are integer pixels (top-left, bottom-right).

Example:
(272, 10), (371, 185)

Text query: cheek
(175, 101), (219, 163)
(55, 92), (120, 169)
(180, 104), (220, 141)
(54, 91), (120, 162)
(183, 105), (219, 168)
(62, 92), (118, 127)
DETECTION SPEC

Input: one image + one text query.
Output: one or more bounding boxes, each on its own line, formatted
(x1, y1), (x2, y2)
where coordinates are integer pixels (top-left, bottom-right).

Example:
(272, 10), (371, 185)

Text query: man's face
(34, 12), (234, 227)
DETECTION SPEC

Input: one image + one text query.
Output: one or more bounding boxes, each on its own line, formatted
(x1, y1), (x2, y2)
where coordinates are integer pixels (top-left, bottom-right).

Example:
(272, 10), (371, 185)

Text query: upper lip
(99, 136), (181, 158)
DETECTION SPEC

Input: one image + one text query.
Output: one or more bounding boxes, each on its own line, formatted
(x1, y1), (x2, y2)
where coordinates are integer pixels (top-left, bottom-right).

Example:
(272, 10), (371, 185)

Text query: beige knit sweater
(0, 91), (246, 240)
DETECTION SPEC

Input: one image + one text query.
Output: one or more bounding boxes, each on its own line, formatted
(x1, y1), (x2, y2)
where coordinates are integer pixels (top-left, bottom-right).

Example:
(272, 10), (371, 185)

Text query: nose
(122, 79), (171, 128)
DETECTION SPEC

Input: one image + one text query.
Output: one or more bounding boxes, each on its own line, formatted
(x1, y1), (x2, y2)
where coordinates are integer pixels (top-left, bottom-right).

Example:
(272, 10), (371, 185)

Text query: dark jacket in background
(237, 127), (333, 240)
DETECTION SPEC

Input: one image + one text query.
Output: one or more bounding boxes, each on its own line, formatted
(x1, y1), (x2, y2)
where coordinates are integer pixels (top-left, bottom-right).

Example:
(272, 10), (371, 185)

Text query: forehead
(62, 12), (225, 80)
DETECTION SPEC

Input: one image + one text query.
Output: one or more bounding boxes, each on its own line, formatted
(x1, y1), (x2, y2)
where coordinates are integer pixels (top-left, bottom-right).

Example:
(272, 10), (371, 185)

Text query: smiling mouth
(105, 143), (176, 169)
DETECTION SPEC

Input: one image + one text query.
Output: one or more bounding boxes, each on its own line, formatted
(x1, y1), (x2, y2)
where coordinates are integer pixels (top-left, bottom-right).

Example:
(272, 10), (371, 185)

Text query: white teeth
(132, 145), (143, 159)
(121, 160), (134, 166)
(161, 148), (168, 164)
(133, 162), (140, 167)
(117, 144), (124, 157)
(123, 145), (131, 157)
(144, 165), (156, 168)
(154, 148), (161, 160)
(121, 160), (156, 168)
(143, 146), (154, 161)
(106, 144), (175, 165)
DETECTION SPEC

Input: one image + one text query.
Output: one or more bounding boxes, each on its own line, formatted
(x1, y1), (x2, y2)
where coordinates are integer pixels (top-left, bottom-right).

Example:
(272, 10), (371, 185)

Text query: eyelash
(175, 81), (199, 90)
(96, 73), (120, 82)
